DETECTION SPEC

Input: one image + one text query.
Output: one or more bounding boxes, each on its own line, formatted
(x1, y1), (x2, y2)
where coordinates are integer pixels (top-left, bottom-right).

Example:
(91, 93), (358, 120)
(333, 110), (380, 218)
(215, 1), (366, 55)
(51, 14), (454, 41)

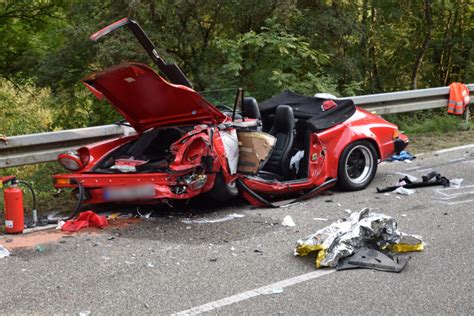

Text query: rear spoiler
(91, 18), (192, 89)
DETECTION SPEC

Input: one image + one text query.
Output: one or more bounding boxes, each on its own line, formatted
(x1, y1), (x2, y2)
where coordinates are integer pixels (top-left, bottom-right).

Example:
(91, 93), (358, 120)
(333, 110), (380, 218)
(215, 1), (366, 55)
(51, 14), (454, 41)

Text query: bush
(0, 79), (53, 136)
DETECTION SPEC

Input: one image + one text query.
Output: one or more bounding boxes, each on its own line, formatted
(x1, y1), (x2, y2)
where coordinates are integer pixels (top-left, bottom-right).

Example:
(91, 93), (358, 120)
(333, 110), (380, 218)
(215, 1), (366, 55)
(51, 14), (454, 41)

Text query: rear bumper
(53, 173), (215, 204)
(394, 134), (409, 154)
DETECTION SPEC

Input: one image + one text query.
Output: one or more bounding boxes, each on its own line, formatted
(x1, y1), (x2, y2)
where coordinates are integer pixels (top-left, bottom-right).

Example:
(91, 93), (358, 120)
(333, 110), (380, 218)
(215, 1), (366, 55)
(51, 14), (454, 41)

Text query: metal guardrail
(0, 84), (472, 168)
(0, 125), (135, 168)
(343, 83), (474, 115)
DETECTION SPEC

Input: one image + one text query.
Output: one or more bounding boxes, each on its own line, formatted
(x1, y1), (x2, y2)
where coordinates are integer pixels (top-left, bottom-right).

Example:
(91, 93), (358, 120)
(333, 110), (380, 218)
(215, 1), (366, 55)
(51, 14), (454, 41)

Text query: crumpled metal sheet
(294, 208), (423, 268)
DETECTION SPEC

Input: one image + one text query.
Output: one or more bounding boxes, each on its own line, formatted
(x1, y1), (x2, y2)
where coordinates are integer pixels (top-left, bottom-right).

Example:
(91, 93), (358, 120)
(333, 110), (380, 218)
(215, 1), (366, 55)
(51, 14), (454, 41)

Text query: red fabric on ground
(62, 211), (108, 232)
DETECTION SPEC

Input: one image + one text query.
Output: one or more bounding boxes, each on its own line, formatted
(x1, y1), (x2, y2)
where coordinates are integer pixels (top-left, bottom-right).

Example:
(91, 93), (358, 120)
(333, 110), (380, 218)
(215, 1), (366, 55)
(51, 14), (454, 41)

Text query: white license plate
(104, 185), (155, 201)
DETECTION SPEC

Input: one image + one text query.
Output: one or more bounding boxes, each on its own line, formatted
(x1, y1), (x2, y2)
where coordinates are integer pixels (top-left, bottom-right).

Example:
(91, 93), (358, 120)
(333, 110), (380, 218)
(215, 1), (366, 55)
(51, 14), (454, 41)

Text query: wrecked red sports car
(53, 18), (408, 208)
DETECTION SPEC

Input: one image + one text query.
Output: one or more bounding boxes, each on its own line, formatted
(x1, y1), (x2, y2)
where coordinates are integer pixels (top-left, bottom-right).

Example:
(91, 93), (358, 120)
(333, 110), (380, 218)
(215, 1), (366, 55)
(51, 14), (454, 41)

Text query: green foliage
(215, 18), (339, 100)
(0, 162), (75, 213)
(0, 79), (53, 136)
(385, 110), (472, 135)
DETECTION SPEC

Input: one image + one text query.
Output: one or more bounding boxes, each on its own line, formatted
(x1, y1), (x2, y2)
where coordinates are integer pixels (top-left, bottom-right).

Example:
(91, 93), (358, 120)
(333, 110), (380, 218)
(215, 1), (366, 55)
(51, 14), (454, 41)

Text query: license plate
(104, 185), (155, 201)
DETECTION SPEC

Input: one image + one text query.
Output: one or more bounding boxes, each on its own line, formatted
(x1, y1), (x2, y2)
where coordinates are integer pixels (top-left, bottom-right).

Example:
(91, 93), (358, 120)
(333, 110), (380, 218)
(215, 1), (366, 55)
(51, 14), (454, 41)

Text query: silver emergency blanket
(294, 208), (423, 268)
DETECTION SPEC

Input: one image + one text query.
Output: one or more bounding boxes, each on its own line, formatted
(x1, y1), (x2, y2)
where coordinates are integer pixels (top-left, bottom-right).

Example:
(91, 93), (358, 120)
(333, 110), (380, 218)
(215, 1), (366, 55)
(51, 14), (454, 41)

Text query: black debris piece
(377, 171), (450, 193)
(336, 247), (409, 273)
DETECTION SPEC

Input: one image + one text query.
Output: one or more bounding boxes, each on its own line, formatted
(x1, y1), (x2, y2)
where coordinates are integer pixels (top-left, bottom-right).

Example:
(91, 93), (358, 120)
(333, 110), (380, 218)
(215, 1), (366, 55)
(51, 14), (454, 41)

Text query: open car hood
(83, 63), (226, 133)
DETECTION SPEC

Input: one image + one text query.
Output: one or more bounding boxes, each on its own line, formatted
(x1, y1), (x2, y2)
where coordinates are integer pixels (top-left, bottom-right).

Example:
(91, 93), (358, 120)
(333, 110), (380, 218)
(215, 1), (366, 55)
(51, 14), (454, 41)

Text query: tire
(337, 140), (378, 191)
(209, 172), (239, 202)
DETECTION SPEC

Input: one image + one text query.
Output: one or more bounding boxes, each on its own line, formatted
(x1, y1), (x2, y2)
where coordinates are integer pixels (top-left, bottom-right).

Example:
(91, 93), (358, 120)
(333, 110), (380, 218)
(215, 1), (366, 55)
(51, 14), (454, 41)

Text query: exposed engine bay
(93, 127), (189, 173)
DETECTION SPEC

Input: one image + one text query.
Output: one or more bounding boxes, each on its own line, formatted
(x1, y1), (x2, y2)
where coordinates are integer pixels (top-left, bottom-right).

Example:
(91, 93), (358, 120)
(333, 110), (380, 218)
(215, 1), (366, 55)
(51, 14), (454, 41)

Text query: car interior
(241, 97), (309, 181)
(92, 90), (353, 183)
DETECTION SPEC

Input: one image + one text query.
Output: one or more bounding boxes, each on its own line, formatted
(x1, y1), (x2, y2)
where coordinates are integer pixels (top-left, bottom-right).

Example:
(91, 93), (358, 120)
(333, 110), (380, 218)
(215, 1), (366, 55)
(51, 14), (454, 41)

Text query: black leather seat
(242, 97), (262, 131)
(262, 105), (295, 179)
(242, 97), (261, 120)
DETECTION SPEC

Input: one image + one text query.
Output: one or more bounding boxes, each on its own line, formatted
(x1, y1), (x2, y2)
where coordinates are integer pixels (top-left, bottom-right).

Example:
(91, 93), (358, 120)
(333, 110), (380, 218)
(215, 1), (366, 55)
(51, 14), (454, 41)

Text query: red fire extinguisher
(1, 176), (36, 234)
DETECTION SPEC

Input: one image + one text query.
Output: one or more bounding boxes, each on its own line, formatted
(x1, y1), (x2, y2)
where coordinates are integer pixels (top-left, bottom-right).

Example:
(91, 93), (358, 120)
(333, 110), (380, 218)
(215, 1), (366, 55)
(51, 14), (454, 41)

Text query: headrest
(273, 105), (294, 133)
(242, 97), (261, 120)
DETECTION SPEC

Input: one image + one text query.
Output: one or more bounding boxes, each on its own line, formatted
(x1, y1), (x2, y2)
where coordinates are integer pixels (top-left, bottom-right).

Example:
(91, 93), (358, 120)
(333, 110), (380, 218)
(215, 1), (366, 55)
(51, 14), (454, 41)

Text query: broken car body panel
(83, 63), (227, 133)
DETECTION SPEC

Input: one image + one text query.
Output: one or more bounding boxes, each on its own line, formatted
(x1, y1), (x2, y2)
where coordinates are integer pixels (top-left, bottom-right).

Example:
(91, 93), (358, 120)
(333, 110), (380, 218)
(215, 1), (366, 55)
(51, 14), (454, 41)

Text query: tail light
(58, 151), (84, 171)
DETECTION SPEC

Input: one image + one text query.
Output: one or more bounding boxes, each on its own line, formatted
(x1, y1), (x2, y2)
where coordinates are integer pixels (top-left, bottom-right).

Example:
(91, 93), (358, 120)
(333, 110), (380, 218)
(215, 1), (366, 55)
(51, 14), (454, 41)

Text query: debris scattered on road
(271, 287), (284, 294)
(394, 187), (416, 196)
(181, 213), (245, 224)
(36, 245), (45, 253)
(281, 215), (296, 227)
(107, 213), (121, 220)
(377, 172), (450, 193)
(0, 245), (10, 258)
(343, 209), (352, 214)
(336, 247), (409, 273)
(386, 151), (415, 162)
(393, 173), (418, 182)
(62, 211), (108, 232)
(136, 207), (152, 219)
(209, 258), (218, 262)
(313, 217), (328, 221)
(56, 220), (65, 230)
(450, 178), (463, 188)
(294, 208), (423, 269)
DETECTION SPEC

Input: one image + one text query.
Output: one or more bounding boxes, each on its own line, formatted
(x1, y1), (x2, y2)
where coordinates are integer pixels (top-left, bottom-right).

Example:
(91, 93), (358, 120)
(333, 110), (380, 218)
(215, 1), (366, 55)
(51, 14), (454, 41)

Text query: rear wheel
(337, 140), (378, 191)
(209, 172), (238, 201)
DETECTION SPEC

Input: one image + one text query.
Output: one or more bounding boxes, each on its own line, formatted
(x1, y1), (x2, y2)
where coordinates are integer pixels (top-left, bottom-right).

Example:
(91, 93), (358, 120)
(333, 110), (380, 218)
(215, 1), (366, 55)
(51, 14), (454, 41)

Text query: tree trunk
(411, 0), (433, 89)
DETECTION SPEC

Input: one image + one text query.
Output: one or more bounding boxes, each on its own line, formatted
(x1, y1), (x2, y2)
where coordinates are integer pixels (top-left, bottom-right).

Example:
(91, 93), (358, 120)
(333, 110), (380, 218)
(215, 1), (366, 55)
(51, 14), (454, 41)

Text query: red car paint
(53, 64), (405, 206)
(53, 19), (408, 207)
(82, 64), (226, 133)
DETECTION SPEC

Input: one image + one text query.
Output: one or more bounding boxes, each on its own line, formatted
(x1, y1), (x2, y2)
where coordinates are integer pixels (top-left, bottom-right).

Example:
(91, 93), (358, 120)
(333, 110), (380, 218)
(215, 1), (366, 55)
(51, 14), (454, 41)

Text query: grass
(385, 109), (473, 154)
(385, 109), (472, 135)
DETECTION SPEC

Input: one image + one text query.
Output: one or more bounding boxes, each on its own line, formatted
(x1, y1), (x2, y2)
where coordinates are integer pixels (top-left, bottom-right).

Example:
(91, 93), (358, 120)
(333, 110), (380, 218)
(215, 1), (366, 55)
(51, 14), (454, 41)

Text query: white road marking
(436, 199), (474, 205)
(435, 144), (474, 154)
(434, 185), (474, 197)
(432, 185), (474, 205)
(416, 168), (433, 173)
(173, 270), (335, 315)
(448, 158), (466, 162)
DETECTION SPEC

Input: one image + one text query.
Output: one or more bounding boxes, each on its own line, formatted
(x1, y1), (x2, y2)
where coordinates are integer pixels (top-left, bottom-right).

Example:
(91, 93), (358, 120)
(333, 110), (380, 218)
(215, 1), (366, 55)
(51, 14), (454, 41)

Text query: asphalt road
(0, 144), (473, 315)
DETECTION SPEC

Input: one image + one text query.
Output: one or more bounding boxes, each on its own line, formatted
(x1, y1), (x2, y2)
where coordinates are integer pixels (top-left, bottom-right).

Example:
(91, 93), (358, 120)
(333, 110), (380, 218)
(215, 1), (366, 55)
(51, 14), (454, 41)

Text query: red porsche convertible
(53, 18), (408, 208)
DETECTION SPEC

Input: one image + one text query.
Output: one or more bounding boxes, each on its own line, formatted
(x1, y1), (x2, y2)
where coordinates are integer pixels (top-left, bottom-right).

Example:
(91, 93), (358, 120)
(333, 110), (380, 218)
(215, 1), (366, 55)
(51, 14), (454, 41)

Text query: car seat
(261, 105), (295, 179)
(242, 97), (262, 131)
